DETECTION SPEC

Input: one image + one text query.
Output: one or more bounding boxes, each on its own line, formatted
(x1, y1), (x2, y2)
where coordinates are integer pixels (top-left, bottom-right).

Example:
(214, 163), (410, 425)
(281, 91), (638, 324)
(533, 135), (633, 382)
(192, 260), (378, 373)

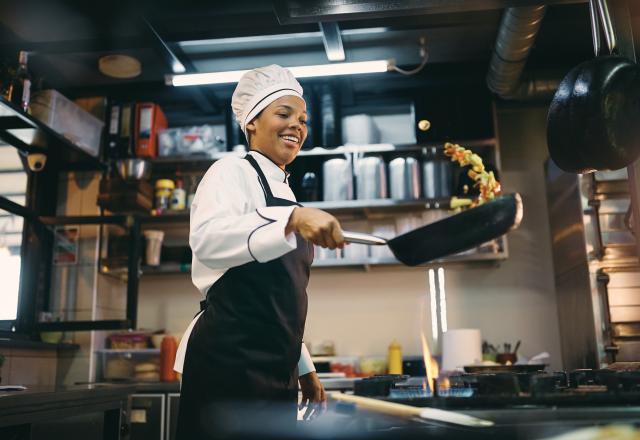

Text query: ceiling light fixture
(98, 54), (142, 79)
(166, 60), (390, 86)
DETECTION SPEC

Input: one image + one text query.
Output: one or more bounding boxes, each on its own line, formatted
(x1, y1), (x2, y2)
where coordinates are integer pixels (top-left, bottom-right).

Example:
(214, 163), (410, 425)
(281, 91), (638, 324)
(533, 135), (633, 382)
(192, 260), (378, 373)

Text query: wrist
(285, 207), (299, 235)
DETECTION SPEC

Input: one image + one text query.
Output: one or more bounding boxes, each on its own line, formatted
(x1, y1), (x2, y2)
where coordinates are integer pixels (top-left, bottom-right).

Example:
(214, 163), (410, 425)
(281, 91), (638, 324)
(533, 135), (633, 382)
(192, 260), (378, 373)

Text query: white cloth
(231, 64), (303, 138)
(174, 150), (315, 376)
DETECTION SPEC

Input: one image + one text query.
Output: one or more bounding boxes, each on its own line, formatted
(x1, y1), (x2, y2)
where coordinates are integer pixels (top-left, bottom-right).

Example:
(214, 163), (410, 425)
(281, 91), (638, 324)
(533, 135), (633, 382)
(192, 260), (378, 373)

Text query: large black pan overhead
(342, 193), (523, 266)
(547, 0), (640, 173)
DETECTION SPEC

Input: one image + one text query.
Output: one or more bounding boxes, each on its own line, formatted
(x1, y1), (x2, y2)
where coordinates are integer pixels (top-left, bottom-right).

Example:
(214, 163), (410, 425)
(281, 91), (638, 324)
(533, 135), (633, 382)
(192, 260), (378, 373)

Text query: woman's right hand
(286, 207), (345, 249)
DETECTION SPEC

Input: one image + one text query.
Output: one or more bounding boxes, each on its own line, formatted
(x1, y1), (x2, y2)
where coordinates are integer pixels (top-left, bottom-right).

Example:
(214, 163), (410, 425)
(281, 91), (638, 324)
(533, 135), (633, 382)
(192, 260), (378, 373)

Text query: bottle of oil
(8, 51), (31, 113)
(388, 340), (403, 375)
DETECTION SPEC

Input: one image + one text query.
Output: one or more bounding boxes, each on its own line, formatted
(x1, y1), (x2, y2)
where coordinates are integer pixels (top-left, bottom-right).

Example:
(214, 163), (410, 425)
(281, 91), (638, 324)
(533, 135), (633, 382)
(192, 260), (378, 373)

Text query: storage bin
(97, 349), (160, 382)
(158, 124), (227, 157)
(30, 89), (105, 157)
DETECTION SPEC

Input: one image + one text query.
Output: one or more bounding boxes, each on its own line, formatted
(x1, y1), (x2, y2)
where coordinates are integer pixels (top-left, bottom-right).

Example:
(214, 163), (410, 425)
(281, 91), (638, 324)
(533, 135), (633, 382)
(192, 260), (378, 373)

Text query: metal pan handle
(342, 230), (388, 245)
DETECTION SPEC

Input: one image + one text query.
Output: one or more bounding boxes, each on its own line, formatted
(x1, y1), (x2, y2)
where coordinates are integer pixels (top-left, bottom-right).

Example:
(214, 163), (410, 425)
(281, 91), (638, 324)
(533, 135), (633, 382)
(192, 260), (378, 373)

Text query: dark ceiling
(1, 0), (639, 123)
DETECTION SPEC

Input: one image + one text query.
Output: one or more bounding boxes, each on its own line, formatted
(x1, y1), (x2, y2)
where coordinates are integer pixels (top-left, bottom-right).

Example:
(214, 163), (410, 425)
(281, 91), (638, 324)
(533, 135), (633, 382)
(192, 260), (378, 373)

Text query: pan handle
(589, 0), (601, 56)
(342, 230), (388, 245)
(596, 0), (617, 54)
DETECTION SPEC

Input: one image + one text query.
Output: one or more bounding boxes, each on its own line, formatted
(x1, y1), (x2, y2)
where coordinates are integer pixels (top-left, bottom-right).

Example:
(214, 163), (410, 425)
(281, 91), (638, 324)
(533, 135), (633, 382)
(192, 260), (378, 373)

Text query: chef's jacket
(174, 150), (315, 375)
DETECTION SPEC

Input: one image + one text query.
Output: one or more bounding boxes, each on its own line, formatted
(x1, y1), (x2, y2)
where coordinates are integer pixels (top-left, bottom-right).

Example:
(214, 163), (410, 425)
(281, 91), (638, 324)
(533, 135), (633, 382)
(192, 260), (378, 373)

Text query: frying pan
(547, 0), (640, 173)
(342, 193), (523, 266)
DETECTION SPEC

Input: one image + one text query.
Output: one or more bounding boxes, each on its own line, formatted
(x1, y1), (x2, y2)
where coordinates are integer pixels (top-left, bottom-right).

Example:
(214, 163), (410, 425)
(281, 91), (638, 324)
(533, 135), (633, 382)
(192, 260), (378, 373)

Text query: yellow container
(388, 340), (403, 375)
(155, 179), (175, 192)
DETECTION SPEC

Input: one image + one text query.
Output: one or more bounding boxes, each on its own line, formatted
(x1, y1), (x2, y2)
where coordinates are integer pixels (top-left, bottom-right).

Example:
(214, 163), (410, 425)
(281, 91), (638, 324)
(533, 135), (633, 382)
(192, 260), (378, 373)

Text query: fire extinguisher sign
(52, 226), (79, 265)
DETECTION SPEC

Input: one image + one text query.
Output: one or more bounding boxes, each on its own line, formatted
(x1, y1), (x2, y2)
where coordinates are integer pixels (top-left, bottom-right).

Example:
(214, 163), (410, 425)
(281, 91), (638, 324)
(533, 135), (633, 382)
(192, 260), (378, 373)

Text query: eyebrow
(276, 105), (308, 115)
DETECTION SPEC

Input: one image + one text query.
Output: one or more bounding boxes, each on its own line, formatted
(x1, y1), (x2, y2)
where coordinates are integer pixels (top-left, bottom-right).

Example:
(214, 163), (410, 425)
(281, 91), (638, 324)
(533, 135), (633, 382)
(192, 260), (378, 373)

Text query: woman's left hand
(298, 371), (327, 420)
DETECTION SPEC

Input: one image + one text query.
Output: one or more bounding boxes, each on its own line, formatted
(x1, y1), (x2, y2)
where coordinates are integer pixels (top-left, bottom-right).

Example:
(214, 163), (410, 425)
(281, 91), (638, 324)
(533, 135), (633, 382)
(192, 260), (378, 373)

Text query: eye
(300, 119), (308, 125)
(277, 113), (288, 118)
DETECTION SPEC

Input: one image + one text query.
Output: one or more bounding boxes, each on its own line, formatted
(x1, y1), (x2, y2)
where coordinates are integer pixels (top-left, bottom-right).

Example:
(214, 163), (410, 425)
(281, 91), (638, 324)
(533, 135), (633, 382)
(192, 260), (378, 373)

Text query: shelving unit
(0, 96), (104, 170)
(149, 138), (498, 173)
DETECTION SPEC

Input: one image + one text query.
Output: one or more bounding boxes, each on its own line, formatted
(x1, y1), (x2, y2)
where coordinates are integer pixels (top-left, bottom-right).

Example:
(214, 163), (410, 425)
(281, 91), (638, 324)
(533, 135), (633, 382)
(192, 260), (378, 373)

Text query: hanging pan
(547, 0), (640, 173)
(342, 193), (523, 266)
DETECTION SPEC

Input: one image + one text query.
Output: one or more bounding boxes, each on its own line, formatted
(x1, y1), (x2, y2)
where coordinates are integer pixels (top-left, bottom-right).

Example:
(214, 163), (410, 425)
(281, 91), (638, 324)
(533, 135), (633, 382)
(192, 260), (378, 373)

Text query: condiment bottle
(170, 177), (186, 211)
(155, 179), (174, 213)
(160, 336), (177, 382)
(388, 340), (403, 375)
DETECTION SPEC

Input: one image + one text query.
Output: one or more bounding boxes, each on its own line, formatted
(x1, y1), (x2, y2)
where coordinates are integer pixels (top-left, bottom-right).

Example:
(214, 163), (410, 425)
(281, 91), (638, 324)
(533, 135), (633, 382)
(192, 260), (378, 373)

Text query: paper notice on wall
(52, 227), (79, 265)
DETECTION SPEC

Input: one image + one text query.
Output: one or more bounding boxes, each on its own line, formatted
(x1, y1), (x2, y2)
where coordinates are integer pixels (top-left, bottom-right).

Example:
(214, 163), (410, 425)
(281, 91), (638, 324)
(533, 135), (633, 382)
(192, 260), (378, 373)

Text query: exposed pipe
(486, 5), (549, 99)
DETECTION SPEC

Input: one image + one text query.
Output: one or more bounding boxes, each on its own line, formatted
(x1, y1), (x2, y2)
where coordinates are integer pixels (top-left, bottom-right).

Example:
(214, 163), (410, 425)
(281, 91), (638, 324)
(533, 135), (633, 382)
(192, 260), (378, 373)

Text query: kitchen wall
(137, 104), (564, 371)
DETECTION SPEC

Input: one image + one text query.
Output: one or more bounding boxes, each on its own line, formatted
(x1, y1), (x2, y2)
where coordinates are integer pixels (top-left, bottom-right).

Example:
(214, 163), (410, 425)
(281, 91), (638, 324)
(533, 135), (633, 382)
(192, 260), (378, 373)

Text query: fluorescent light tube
(167, 60), (390, 86)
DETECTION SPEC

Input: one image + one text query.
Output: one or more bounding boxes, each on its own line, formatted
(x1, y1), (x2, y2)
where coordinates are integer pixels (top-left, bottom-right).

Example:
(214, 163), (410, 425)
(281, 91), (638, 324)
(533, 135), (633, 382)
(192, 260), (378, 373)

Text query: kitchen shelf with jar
(148, 138), (498, 173)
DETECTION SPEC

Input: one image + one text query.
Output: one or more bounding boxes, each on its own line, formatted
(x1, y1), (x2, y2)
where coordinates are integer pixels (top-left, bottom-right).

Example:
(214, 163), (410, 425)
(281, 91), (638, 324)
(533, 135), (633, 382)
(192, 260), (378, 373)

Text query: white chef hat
(231, 64), (304, 140)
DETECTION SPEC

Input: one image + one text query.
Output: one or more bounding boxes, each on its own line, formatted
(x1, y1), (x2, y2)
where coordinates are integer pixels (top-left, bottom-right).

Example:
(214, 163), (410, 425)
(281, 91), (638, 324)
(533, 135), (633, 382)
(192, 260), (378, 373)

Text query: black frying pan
(547, 0), (640, 173)
(342, 193), (523, 266)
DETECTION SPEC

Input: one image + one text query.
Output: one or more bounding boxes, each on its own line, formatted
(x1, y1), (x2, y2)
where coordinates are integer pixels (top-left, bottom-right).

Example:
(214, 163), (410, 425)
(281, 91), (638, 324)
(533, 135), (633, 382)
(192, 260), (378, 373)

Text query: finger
(323, 228), (337, 250)
(303, 404), (315, 421)
(331, 222), (345, 248)
(298, 397), (307, 411)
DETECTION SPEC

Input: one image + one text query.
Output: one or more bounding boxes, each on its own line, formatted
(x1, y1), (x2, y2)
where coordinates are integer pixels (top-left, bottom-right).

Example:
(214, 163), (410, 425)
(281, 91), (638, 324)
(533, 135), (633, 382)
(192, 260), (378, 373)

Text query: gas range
(322, 369), (640, 439)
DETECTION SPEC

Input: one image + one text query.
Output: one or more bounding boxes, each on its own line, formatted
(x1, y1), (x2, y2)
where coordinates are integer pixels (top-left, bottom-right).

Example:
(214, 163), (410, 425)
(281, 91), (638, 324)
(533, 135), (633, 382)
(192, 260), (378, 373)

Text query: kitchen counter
(99, 376), (359, 394)
(0, 384), (133, 439)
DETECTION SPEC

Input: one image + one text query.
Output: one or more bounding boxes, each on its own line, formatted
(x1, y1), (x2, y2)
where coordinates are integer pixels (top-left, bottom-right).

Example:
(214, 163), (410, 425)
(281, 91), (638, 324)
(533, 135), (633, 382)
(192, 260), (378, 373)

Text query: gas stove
(325, 369), (640, 439)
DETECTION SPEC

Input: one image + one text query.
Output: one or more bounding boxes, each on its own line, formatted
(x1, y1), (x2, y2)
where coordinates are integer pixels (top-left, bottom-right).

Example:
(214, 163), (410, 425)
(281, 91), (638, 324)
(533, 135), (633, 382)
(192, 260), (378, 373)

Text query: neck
(250, 147), (286, 170)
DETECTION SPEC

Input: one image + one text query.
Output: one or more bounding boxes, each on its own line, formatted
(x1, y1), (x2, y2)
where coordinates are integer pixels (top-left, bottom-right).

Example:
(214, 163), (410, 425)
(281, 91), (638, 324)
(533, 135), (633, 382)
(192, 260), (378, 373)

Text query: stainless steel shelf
(0, 96), (105, 170)
(149, 138), (498, 172)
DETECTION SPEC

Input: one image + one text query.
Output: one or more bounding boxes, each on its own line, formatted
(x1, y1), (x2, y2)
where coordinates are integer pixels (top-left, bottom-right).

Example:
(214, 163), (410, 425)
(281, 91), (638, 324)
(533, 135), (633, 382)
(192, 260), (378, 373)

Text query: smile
(280, 135), (300, 145)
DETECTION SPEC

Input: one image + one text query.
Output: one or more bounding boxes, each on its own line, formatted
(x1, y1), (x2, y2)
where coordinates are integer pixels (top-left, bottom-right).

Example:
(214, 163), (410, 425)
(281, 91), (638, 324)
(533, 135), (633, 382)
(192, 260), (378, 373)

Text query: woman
(174, 64), (345, 439)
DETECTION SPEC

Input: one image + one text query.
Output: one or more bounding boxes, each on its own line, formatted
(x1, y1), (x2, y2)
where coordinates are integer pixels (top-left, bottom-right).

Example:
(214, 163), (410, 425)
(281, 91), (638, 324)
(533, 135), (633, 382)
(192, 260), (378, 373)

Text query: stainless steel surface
(322, 158), (353, 201)
(356, 156), (387, 200)
(486, 6), (547, 98)
(422, 150), (452, 199)
(589, 0), (601, 56)
(596, 0), (617, 53)
(115, 159), (152, 180)
(342, 230), (388, 246)
(546, 162), (602, 369)
(274, 0), (585, 24)
(389, 157), (421, 200)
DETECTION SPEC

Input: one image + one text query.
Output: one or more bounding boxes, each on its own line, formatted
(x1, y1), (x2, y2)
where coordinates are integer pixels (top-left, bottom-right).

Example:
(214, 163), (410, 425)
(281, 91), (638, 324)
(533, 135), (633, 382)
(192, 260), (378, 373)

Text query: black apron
(176, 153), (313, 440)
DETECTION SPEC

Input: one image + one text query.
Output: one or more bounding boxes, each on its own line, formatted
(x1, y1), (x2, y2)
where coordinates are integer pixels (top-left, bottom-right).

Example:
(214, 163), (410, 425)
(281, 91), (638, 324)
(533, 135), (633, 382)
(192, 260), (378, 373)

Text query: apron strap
(244, 154), (275, 203)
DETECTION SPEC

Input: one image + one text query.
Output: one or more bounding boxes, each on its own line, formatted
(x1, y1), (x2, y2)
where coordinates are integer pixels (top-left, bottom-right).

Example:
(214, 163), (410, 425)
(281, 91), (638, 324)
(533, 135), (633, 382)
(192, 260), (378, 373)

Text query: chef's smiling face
(246, 95), (308, 168)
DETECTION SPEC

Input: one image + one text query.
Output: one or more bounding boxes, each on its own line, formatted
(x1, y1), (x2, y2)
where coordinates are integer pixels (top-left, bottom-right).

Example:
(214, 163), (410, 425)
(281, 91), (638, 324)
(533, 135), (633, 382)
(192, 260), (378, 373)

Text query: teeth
(281, 135), (299, 143)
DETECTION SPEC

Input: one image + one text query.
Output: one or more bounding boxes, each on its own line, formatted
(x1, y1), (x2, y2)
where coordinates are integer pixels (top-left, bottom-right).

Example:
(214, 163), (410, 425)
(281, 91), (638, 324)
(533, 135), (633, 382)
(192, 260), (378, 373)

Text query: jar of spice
(155, 179), (175, 213)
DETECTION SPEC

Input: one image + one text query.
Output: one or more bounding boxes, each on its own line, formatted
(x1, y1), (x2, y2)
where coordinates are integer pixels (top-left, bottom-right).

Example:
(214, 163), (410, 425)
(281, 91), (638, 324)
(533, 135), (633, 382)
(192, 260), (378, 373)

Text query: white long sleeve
(189, 158), (297, 269)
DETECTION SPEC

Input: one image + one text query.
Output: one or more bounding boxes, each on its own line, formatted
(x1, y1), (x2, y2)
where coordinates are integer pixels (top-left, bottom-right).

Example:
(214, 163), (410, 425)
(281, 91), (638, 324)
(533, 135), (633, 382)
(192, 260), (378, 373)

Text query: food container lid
(155, 179), (175, 190)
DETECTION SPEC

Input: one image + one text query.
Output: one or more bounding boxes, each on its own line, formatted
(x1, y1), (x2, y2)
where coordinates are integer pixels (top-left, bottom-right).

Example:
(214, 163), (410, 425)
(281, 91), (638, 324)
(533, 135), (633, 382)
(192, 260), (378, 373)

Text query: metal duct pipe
(487, 5), (548, 99)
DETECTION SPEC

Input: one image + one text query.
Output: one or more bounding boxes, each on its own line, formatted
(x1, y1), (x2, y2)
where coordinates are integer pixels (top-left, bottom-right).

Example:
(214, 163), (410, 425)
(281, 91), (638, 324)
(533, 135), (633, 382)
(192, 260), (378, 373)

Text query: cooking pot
(547, 0), (640, 173)
(423, 148), (452, 198)
(322, 158), (353, 201)
(356, 156), (387, 200)
(389, 157), (421, 200)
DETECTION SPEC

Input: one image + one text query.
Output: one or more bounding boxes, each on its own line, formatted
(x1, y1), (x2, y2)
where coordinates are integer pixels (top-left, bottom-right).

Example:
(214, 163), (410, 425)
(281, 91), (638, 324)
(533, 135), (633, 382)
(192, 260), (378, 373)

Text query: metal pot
(322, 158), (353, 201)
(115, 159), (152, 180)
(389, 157), (421, 200)
(423, 148), (452, 199)
(356, 156), (387, 200)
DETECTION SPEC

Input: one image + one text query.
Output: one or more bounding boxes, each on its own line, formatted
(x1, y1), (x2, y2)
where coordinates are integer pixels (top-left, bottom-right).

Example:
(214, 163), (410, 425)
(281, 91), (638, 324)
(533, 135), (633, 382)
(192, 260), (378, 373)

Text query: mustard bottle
(388, 340), (403, 375)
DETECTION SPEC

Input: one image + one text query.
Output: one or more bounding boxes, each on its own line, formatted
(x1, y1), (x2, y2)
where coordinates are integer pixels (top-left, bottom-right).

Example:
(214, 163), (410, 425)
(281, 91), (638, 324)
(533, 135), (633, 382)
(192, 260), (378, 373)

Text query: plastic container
(97, 349), (160, 382)
(388, 340), (403, 375)
(155, 179), (175, 212)
(342, 114), (380, 145)
(30, 89), (105, 157)
(143, 230), (165, 266)
(158, 124), (227, 158)
(160, 336), (178, 382)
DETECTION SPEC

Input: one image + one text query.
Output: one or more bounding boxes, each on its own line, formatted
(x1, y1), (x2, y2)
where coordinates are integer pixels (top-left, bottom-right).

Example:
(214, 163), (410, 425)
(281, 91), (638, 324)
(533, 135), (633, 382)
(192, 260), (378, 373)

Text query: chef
(174, 64), (345, 439)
